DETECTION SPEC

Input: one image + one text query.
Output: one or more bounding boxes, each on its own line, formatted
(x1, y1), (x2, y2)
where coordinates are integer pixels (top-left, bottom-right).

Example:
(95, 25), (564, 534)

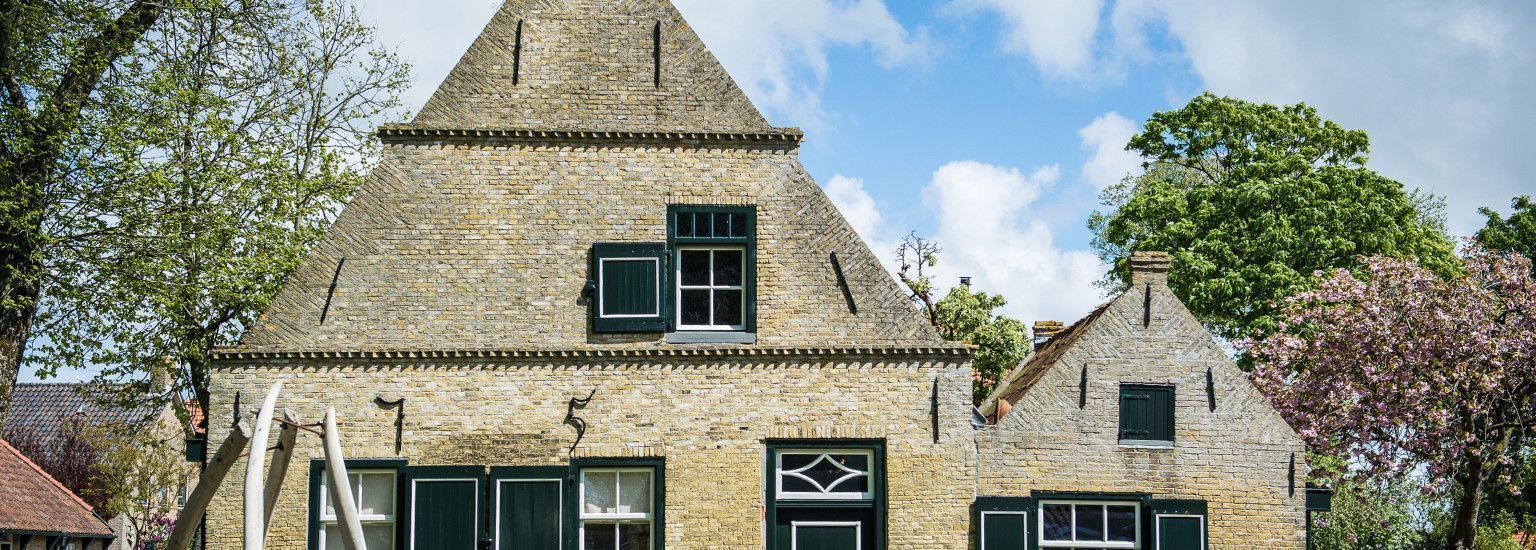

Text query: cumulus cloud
(676, 0), (931, 130)
(949, 0), (1106, 78)
(970, 0), (1535, 235)
(922, 161), (1106, 325)
(1078, 112), (1143, 190)
(824, 175), (884, 241)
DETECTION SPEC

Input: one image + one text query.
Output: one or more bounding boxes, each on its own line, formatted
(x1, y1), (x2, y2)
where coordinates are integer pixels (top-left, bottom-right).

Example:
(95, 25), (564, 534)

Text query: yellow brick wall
(204, 353), (975, 549)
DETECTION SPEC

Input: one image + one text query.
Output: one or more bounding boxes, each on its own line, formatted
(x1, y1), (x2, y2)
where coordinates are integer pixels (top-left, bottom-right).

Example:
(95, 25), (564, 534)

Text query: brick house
(201, 1), (1320, 549)
(0, 438), (114, 550)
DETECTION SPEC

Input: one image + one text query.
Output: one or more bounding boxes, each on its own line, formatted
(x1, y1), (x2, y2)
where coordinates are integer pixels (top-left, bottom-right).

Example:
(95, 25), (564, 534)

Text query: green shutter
(1120, 385), (1174, 443)
(402, 467), (484, 550)
(1151, 499), (1206, 550)
(980, 513), (1027, 550)
(592, 243), (668, 332)
(490, 468), (564, 550)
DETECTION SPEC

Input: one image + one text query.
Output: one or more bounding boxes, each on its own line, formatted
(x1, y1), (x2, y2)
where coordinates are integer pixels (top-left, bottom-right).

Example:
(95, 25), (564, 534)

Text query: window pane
(712, 290), (743, 326)
(779, 474), (819, 494)
(676, 212), (695, 238)
(712, 213), (731, 239)
(619, 523), (651, 550)
(323, 484), (337, 517)
(713, 250), (743, 286)
(729, 213), (748, 238)
(323, 525), (345, 550)
(1075, 504), (1105, 541)
(680, 250), (710, 286)
(584, 472), (617, 514)
(364, 523), (395, 550)
(585, 523), (617, 550)
(1042, 504), (1072, 541)
(618, 472), (651, 514)
(680, 290), (710, 325)
(359, 474), (394, 516)
(1107, 506), (1137, 542)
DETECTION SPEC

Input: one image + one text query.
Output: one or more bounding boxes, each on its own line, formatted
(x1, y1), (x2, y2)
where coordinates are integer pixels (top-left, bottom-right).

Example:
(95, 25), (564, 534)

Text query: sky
(346, 0), (1534, 328)
(25, 0), (1529, 385)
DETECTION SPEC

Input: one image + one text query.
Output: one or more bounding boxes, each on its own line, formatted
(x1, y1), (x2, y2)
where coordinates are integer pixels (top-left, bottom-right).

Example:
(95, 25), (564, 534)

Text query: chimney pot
(1033, 320), (1066, 351)
(1129, 251), (1171, 285)
(959, 276), (972, 287)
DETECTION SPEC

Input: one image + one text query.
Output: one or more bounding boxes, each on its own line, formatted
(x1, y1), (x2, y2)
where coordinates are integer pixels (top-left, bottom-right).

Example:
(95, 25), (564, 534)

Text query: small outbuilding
(0, 438), (114, 550)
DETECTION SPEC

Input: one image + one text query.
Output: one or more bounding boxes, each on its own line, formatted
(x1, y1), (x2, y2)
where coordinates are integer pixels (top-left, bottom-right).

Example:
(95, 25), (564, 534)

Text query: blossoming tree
(1248, 248), (1536, 549)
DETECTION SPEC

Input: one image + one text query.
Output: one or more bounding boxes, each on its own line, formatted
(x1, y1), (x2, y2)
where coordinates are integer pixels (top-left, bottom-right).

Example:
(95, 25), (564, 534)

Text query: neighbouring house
(3, 383), (197, 550)
(200, 1), (1322, 548)
(0, 438), (114, 550)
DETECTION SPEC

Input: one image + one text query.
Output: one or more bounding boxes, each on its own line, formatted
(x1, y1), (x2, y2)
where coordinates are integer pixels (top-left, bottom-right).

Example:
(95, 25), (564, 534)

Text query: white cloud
(922, 161), (1106, 325)
(1078, 112), (1142, 190)
(981, 0), (1536, 236)
(676, 0), (931, 130)
(950, 0), (1106, 78)
(824, 175), (884, 241)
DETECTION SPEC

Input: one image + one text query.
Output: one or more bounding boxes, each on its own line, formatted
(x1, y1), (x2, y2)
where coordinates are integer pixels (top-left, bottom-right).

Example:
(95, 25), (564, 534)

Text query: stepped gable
(232, 0), (942, 352)
(413, 0), (773, 132)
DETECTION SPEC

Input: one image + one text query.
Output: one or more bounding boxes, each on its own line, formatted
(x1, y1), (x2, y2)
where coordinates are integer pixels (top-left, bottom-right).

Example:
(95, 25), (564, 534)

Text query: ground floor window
(1, 533), (12, 550)
(313, 464), (400, 550)
(580, 468), (655, 550)
(1039, 500), (1139, 548)
(977, 495), (1205, 550)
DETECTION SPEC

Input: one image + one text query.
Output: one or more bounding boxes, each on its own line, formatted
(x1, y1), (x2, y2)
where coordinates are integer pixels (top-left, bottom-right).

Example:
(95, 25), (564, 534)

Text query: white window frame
(319, 470), (398, 550)
(790, 521), (861, 550)
(1038, 500), (1141, 549)
(1, 533), (13, 550)
(578, 468), (655, 550)
(1154, 513), (1205, 550)
(494, 478), (563, 550)
(675, 245), (746, 331)
(980, 511), (1029, 548)
(775, 449), (874, 501)
(597, 257), (661, 319)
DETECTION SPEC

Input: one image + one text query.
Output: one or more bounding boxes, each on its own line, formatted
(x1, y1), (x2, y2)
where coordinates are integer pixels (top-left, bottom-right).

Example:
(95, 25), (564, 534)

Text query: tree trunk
(1449, 458), (1486, 550)
(0, 229), (41, 429)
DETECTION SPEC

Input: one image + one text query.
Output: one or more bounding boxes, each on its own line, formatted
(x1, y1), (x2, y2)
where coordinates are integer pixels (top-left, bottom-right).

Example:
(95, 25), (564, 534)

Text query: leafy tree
(896, 233), (1031, 403)
(1089, 93), (1458, 342)
(3, 417), (106, 507)
(1478, 196), (1536, 260)
(3, 0), (406, 423)
(1248, 249), (1536, 549)
(1309, 479), (1425, 550)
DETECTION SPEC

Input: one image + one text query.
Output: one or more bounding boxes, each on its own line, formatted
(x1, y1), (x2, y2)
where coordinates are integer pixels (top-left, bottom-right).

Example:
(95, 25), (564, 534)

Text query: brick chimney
(1129, 251), (1171, 285)
(1033, 320), (1065, 351)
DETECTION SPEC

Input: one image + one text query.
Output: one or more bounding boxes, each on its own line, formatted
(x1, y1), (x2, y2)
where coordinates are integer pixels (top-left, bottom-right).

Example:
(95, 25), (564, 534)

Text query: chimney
(150, 357), (174, 397)
(1129, 251), (1171, 285)
(1033, 321), (1065, 351)
(959, 276), (972, 288)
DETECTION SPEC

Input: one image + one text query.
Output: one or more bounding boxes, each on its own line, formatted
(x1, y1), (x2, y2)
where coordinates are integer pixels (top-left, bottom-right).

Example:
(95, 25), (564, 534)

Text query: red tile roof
(0, 437), (114, 537)
(979, 302), (1112, 420)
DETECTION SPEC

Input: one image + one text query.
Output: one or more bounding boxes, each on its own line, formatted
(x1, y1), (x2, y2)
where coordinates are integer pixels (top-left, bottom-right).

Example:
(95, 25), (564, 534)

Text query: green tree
(1477, 196), (1536, 260)
(1088, 93), (1458, 341)
(896, 234), (1031, 403)
(21, 0), (406, 421)
(1309, 481), (1424, 549)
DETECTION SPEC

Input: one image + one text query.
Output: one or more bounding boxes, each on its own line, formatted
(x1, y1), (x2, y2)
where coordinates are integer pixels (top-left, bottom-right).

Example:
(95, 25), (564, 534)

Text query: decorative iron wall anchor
(565, 388), (597, 456)
(374, 397), (406, 454)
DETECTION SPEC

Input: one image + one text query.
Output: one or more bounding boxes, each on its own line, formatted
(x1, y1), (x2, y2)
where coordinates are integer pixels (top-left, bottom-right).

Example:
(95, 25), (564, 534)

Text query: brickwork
(977, 274), (1308, 549)
(204, 354), (976, 549)
(413, 0), (771, 132)
(239, 138), (937, 351)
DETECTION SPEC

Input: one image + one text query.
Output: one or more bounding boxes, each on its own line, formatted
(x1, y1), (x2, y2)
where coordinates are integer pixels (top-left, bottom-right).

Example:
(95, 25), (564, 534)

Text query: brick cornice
(377, 125), (804, 146)
(211, 345), (972, 362)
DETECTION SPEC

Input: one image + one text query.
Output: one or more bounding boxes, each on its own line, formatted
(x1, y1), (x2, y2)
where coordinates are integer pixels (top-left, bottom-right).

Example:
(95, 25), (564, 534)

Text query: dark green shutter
(1151, 500), (1206, 550)
(402, 467), (484, 550)
(490, 468), (564, 550)
(981, 513), (1027, 550)
(591, 243), (668, 332)
(1120, 385), (1174, 443)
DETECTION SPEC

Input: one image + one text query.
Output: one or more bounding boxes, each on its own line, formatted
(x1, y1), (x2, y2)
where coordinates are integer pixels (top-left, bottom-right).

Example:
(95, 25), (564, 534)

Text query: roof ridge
(0, 437), (100, 516)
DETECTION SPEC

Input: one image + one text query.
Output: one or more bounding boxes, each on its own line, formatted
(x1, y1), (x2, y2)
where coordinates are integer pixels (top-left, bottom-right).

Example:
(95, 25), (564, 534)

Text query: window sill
(1118, 440), (1174, 450)
(666, 332), (757, 344)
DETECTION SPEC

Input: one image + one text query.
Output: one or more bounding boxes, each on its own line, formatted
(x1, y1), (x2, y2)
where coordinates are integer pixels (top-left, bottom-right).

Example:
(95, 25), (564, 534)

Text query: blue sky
(346, 0), (1535, 327)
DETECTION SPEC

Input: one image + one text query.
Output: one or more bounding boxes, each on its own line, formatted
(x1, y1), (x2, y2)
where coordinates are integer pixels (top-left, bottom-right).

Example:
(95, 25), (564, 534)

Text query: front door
(1156, 515), (1205, 550)
(495, 478), (563, 550)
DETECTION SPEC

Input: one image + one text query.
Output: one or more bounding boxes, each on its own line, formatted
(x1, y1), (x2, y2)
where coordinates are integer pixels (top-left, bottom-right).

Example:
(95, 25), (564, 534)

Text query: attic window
(668, 206), (755, 337)
(1119, 384), (1174, 447)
